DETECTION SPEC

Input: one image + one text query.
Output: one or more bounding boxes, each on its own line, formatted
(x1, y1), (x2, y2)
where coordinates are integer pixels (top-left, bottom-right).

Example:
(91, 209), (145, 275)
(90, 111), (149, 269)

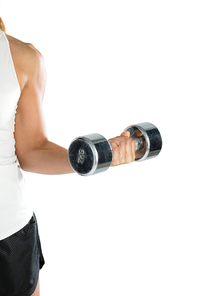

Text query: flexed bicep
(14, 44), (48, 168)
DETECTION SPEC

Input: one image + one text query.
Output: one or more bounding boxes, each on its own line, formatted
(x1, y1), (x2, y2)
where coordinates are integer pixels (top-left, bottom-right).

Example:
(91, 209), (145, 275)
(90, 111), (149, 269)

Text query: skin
(5, 33), (136, 295)
(6, 33), (136, 173)
(32, 280), (40, 296)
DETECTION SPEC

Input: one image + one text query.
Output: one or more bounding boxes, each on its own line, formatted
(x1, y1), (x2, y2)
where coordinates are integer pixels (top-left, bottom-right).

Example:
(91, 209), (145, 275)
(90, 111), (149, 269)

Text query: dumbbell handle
(131, 137), (144, 151)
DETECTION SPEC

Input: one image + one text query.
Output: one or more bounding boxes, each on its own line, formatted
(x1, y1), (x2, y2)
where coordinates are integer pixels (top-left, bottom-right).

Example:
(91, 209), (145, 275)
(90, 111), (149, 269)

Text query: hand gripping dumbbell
(68, 122), (162, 176)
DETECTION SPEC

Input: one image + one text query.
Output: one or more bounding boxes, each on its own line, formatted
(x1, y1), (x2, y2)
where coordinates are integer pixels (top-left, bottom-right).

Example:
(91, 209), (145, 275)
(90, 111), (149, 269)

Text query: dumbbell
(68, 122), (162, 176)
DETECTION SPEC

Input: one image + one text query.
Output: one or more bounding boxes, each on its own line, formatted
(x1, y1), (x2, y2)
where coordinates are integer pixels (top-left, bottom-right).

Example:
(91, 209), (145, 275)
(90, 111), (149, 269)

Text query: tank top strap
(0, 29), (21, 94)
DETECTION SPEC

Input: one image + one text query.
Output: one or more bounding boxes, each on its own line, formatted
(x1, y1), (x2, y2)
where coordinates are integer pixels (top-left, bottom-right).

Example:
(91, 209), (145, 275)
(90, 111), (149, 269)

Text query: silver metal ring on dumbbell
(124, 122), (162, 162)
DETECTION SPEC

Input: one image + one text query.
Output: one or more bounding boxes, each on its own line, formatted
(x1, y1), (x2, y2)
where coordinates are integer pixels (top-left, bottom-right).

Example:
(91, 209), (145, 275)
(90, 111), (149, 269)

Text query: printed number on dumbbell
(77, 149), (85, 164)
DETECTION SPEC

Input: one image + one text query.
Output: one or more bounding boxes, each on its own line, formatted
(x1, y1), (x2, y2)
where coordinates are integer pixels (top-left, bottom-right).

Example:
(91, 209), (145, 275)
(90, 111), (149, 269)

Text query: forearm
(19, 140), (75, 175)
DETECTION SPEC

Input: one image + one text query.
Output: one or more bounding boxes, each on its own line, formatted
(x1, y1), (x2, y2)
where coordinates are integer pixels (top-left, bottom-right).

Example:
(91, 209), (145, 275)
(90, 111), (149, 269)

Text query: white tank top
(0, 29), (33, 240)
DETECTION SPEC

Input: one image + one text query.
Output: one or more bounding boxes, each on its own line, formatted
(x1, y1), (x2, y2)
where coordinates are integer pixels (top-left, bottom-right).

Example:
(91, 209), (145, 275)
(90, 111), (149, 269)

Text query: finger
(125, 138), (133, 163)
(132, 139), (136, 161)
(110, 142), (120, 166)
(109, 134), (129, 147)
(124, 138), (136, 163)
(119, 140), (126, 164)
(129, 139), (136, 162)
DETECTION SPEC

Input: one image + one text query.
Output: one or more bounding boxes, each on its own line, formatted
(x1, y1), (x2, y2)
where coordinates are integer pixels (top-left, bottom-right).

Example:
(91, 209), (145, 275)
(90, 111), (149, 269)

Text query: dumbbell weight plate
(124, 122), (162, 161)
(68, 133), (113, 176)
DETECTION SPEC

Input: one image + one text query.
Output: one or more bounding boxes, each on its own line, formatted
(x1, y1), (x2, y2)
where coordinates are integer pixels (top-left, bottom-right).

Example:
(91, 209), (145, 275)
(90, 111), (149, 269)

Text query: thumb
(120, 131), (130, 138)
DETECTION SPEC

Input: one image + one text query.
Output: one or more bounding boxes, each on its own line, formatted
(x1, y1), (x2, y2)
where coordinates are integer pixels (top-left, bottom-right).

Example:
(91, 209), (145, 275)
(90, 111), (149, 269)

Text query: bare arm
(14, 45), (74, 174)
(14, 43), (135, 175)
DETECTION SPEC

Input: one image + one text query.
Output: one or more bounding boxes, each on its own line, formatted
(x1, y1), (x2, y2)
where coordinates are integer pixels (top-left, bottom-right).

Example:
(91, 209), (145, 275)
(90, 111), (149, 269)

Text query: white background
(1, 1), (197, 295)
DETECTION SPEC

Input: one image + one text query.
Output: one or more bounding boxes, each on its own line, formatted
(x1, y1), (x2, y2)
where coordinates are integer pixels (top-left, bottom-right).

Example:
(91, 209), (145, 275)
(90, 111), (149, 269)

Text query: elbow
(17, 155), (33, 172)
(16, 148), (37, 173)
(16, 138), (49, 173)
(19, 163), (30, 172)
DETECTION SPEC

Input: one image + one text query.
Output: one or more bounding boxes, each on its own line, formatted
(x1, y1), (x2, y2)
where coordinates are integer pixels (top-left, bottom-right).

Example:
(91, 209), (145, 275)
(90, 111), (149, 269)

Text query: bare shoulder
(6, 33), (42, 59)
(6, 34), (46, 90)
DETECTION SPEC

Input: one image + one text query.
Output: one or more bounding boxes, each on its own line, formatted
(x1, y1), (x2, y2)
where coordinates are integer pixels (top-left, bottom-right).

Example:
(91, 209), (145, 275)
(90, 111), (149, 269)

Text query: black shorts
(0, 213), (45, 296)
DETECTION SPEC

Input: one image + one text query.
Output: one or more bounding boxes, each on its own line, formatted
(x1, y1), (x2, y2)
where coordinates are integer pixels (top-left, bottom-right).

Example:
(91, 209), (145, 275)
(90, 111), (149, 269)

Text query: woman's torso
(0, 29), (33, 240)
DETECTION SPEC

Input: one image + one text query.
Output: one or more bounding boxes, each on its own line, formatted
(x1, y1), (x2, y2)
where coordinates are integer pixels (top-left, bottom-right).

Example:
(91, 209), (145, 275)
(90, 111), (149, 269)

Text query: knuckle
(126, 138), (133, 146)
(120, 141), (126, 147)
(124, 138), (130, 144)
(130, 138), (135, 145)
(131, 139), (136, 147)
(113, 146), (119, 152)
